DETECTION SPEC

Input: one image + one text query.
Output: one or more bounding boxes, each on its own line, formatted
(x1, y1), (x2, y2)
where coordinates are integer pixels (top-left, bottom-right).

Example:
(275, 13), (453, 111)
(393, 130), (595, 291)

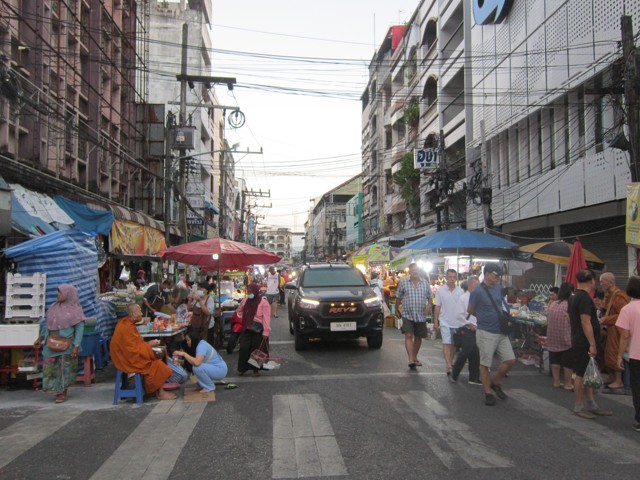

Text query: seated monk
(110, 303), (175, 401)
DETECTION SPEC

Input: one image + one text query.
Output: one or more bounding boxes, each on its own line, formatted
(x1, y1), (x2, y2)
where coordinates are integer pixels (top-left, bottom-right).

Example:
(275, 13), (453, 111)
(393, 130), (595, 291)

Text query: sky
(210, 1), (420, 250)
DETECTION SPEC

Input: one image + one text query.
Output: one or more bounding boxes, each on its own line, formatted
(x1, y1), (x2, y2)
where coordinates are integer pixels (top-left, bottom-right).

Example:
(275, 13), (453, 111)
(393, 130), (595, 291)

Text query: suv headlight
(364, 296), (381, 307)
(298, 297), (320, 309)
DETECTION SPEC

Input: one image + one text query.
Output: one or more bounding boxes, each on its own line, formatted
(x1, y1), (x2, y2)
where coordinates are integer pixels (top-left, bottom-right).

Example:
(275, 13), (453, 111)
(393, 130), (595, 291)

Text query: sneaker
(574, 410), (596, 420)
(588, 409), (613, 416)
(449, 374), (457, 383)
(485, 393), (496, 406)
(490, 383), (507, 400)
(632, 423), (640, 432)
(468, 380), (483, 386)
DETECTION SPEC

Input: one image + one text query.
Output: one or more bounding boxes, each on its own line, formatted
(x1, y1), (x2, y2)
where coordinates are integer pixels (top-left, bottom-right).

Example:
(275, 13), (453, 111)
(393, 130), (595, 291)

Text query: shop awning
(107, 205), (182, 237)
(204, 199), (220, 214)
(54, 195), (114, 236)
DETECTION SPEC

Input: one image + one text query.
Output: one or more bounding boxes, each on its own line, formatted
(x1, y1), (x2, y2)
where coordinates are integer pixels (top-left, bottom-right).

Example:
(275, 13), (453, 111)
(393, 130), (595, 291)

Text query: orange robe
(110, 317), (171, 394)
(601, 288), (630, 372)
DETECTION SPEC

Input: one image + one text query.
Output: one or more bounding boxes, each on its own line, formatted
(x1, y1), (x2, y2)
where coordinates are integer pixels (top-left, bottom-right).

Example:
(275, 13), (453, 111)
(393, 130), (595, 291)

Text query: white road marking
(509, 389), (638, 464)
(0, 408), (83, 469)
(383, 390), (513, 469)
(89, 400), (206, 480)
(272, 394), (347, 478)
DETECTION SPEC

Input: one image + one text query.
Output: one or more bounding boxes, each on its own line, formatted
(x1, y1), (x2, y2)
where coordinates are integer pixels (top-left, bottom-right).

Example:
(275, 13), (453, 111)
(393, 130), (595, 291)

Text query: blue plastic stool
(95, 337), (110, 370)
(113, 370), (144, 405)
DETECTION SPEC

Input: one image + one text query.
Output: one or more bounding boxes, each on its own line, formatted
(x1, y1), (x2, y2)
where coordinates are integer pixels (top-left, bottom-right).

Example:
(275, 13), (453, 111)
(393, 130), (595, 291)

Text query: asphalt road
(0, 304), (638, 480)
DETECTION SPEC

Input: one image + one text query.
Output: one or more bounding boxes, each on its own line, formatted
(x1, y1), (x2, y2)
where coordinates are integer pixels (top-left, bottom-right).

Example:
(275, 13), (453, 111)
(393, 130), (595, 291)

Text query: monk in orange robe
(110, 303), (175, 400)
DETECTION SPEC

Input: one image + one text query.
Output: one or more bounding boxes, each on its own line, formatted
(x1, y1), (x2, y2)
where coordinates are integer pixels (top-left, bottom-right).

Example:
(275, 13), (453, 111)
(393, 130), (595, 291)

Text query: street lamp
(212, 253), (221, 334)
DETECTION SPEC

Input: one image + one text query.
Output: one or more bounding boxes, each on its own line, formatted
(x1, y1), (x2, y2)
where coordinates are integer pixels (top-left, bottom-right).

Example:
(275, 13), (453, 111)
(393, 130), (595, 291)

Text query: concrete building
(0, 0), (150, 214)
(257, 226), (292, 263)
(305, 175), (360, 261)
(148, 0), (227, 241)
(466, 0), (639, 285)
(361, 0), (468, 248)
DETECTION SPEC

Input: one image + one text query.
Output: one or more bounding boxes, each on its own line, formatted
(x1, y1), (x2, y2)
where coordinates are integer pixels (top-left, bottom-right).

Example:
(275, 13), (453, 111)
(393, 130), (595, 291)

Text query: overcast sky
(211, 1), (420, 249)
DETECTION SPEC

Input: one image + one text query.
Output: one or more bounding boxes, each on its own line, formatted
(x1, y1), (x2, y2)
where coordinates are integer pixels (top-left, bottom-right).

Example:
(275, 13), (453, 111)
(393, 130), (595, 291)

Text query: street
(0, 304), (638, 480)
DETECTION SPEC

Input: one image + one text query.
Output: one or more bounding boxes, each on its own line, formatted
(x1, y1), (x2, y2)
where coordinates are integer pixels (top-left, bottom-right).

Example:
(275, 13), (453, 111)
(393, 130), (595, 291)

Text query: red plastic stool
(76, 356), (95, 386)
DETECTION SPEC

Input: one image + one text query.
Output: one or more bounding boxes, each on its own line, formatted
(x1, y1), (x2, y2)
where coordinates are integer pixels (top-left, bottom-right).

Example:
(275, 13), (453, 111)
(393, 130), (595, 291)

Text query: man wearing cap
(467, 263), (515, 406)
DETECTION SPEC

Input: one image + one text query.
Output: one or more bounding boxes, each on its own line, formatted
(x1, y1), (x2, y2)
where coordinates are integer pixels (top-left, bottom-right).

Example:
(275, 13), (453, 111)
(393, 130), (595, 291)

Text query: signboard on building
(626, 183), (640, 247)
(414, 148), (439, 170)
(473, 0), (514, 25)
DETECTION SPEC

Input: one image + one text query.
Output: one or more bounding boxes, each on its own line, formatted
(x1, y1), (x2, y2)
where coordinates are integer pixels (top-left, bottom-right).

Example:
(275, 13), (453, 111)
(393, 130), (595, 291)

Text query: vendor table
(0, 346), (40, 389)
(139, 325), (188, 340)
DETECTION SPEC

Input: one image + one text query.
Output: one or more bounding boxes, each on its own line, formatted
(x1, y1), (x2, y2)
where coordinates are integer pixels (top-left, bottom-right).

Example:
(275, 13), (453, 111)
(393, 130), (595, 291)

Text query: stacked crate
(1, 273), (46, 346)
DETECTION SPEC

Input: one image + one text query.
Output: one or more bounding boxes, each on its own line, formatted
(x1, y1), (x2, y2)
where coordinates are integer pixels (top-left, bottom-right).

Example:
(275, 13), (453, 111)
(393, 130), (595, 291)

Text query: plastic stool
(76, 356), (95, 386)
(113, 369), (144, 405)
(95, 337), (110, 369)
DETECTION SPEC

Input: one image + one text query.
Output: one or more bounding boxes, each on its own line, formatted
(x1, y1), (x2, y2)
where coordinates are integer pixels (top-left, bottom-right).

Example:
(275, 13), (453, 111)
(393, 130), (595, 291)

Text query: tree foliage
(392, 153), (421, 224)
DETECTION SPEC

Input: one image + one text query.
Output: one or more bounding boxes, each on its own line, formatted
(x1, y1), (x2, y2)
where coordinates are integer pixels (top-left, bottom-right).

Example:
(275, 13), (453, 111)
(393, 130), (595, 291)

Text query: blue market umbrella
(403, 227), (517, 251)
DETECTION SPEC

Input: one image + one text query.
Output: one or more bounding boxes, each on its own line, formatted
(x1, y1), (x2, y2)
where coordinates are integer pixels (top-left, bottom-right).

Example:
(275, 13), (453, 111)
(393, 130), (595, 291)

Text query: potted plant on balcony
(393, 152), (421, 224)
(402, 99), (420, 128)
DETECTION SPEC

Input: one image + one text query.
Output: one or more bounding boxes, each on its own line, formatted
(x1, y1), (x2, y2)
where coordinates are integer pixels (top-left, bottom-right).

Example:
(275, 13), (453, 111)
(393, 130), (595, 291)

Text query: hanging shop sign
(414, 148), (439, 170)
(626, 183), (640, 247)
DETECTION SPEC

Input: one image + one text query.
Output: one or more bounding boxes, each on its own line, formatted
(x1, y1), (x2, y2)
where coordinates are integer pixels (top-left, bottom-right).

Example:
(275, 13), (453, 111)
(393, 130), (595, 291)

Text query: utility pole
(479, 120), (493, 231)
(439, 129), (450, 231)
(622, 16), (640, 182)
(239, 188), (271, 241)
(178, 23), (189, 241)
(164, 112), (175, 246)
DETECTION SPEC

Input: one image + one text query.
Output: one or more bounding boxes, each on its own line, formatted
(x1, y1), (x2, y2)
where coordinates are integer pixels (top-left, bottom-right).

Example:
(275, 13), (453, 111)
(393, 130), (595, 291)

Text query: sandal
(408, 363), (417, 369)
(414, 360), (423, 367)
(225, 383), (238, 390)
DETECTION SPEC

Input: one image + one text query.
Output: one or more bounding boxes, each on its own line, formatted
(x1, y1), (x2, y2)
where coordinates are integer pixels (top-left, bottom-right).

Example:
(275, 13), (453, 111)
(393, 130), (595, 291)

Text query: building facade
(361, 0), (469, 248)
(257, 226), (292, 263)
(466, 0), (639, 285)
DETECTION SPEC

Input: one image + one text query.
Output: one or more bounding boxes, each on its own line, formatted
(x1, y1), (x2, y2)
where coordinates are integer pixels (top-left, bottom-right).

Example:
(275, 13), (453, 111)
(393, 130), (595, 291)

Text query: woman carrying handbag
(235, 283), (271, 376)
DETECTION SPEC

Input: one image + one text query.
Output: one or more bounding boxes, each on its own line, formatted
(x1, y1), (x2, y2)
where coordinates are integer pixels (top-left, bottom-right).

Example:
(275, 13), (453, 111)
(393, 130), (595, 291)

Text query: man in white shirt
(451, 276), (481, 384)
(265, 266), (280, 318)
(433, 269), (466, 377)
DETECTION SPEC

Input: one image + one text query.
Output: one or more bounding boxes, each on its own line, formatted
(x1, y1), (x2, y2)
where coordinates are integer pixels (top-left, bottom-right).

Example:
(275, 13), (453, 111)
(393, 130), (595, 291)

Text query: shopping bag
(248, 349), (268, 368)
(583, 357), (603, 390)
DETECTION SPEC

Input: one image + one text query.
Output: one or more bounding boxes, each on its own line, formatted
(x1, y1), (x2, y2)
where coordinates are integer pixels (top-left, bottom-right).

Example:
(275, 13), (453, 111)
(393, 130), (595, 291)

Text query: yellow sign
(626, 183), (640, 247)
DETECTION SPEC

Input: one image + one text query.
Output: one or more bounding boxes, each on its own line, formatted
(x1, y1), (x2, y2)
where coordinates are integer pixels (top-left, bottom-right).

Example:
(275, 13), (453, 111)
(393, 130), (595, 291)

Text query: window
(423, 19), (437, 51)
(423, 76), (437, 107)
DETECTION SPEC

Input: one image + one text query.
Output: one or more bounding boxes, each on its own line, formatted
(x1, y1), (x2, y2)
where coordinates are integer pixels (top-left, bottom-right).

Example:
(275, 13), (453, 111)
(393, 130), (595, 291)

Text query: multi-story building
(466, 0), (639, 285)
(257, 226), (292, 263)
(361, 0), (468, 248)
(148, 0), (226, 241)
(0, 0), (149, 210)
(305, 175), (360, 260)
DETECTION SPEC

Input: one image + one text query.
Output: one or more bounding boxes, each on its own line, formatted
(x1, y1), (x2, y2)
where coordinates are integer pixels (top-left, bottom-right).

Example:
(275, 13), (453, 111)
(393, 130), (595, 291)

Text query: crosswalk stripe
(89, 401), (206, 480)
(0, 408), (83, 470)
(383, 391), (513, 469)
(272, 394), (347, 478)
(509, 389), (639, 464)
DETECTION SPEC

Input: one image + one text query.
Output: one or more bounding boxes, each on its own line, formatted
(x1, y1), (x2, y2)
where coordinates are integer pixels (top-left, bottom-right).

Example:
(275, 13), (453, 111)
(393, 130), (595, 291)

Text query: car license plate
(330, 321), (356, 331)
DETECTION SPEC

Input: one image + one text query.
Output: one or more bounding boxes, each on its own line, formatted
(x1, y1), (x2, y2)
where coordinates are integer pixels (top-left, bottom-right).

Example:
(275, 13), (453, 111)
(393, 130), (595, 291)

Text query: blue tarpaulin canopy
(403, 227), (517, 250)
(3, 229), (99, 320)
(54, 195), (114, 236)
(204, 199), (220, 214)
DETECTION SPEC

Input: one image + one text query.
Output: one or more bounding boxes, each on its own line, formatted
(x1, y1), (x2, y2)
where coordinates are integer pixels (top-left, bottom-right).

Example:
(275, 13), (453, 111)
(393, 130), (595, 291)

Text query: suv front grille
(321, 301), (364, 317)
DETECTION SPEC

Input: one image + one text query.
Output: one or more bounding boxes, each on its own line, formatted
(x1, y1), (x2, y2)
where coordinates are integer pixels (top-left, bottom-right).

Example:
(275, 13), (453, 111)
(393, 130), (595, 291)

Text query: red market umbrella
(565, 238), (588, 288)
(161, 237), (281, 270)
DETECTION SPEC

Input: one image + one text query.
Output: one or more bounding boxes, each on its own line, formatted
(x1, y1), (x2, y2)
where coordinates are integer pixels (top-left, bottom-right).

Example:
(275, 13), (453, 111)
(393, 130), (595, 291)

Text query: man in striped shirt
(395, 263), (433, 369)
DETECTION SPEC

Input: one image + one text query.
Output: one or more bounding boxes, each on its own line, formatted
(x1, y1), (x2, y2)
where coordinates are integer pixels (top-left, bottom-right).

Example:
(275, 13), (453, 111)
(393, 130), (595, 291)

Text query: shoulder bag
(47, 333), (74, 352)
(481, 283), (514, 335)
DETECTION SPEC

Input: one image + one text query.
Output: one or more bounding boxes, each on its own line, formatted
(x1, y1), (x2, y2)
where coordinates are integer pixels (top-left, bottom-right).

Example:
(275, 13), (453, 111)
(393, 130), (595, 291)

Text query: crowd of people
(393, 262), (639, 431)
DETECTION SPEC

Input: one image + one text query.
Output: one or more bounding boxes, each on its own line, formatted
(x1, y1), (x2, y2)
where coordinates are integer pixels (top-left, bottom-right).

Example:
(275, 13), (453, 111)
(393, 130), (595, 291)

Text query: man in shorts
(468, 263), (515, 406)
(568, 269), (612, 419)
(395, 263), (433, 369)
(265, 266), (280, 318)
(433, 269), (465, 378)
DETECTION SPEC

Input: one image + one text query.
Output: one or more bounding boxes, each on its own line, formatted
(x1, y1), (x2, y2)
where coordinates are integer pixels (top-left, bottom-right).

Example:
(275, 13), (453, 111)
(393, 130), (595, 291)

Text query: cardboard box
(0, 324), (40, 346)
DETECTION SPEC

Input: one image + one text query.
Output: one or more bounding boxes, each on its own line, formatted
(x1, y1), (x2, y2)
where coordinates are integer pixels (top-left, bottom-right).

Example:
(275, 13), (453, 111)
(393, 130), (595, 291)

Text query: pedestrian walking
(467, 263), (515, 406)
(433, 269), (466, 377)
(615, 275), (640, 432)
(451, 276), (481, 385)
(546, 282), (575, 390)
(568, 269), (612, 419)
(265, 266), (280, 319)
(395, 263), (432, 369)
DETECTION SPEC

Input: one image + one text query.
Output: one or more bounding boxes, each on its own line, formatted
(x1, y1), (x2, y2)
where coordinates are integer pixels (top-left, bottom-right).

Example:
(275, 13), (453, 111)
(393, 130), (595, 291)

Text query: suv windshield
(302, 268), (367, 288)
